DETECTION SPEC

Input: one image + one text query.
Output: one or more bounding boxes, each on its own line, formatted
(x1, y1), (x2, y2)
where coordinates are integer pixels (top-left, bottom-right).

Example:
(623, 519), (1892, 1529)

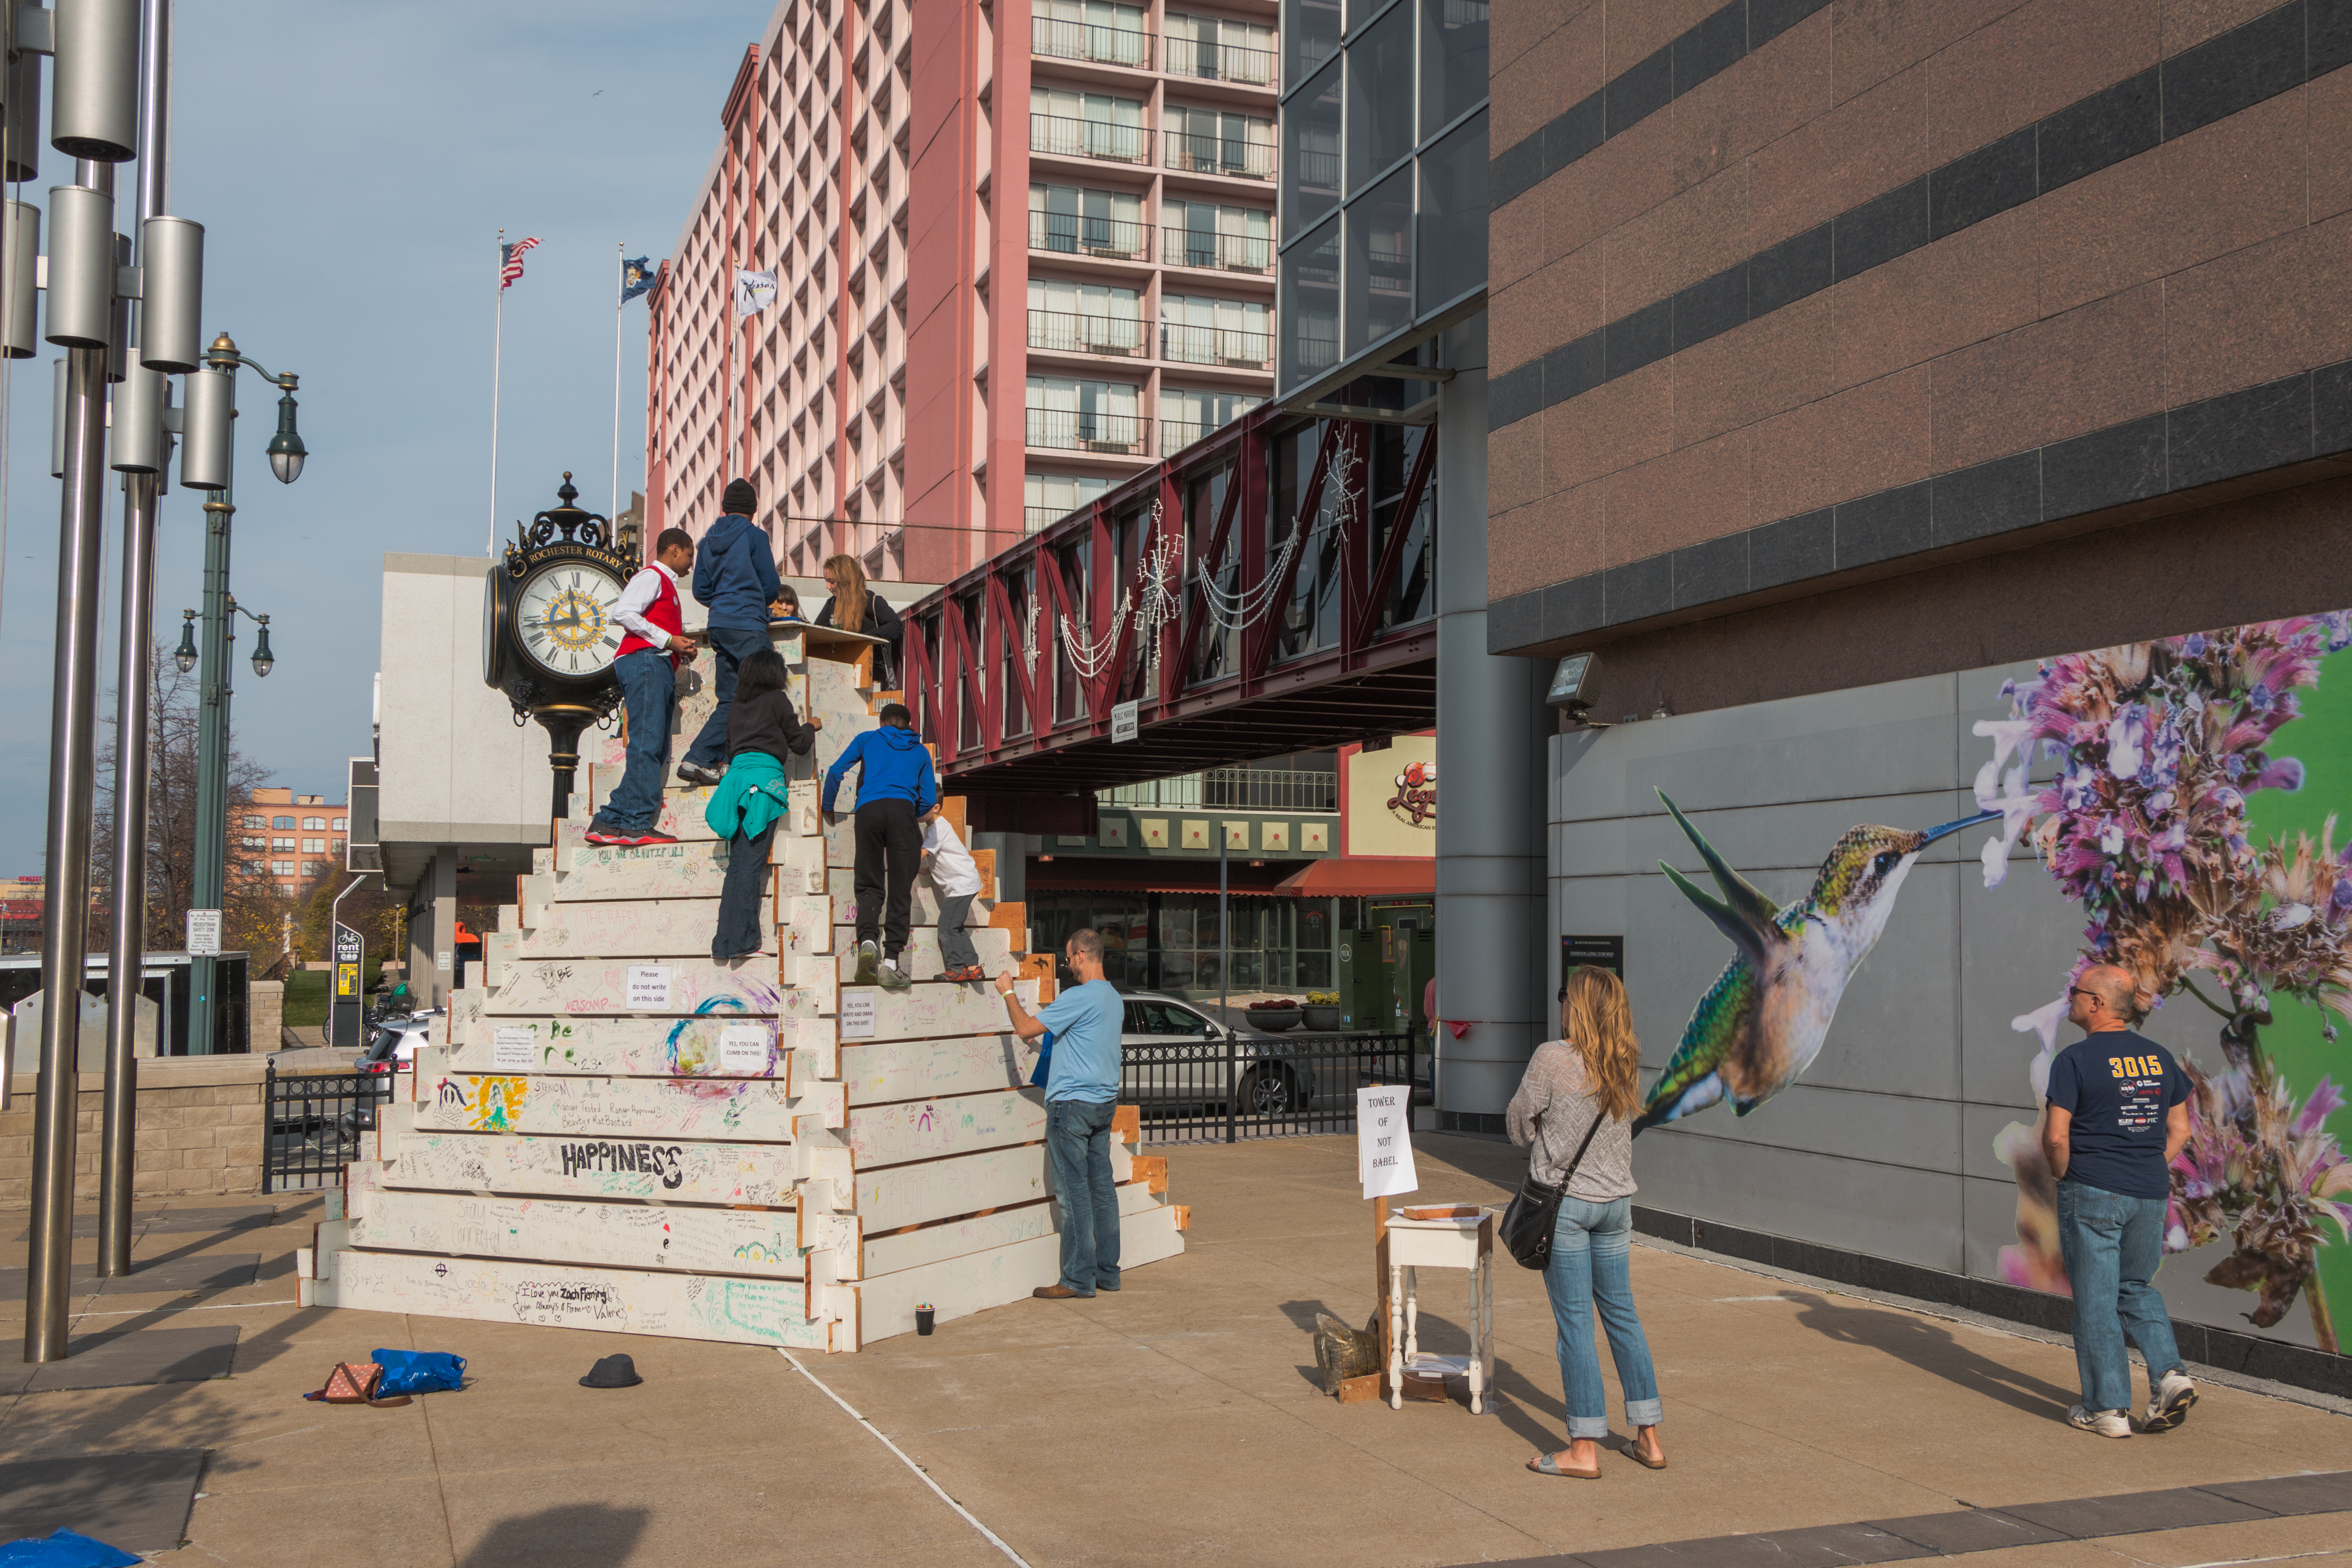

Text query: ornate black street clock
(485, 473), (632, 819)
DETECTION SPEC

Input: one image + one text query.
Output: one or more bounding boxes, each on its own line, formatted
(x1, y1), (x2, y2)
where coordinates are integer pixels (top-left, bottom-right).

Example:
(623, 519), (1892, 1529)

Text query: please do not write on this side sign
(627, 965), (673, 1010)
(1357, 1085), (1418, 1200)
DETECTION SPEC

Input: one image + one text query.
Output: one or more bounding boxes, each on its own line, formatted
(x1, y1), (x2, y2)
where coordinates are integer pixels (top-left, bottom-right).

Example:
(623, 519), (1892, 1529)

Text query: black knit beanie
(721, 477), (757, 515)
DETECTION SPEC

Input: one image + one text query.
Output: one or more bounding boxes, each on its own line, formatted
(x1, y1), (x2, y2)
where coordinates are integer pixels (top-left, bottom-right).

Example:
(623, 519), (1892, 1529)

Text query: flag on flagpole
(500, 236), (542, 290)
(621, 256), (655, 302)
(733, 268), (778, 318)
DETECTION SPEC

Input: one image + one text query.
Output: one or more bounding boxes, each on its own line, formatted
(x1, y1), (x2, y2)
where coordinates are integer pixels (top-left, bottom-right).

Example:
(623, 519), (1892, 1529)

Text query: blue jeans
(1542, 1194), (1662, 1439)
(684, 624), (773, 769)
(1045, 1097), (1120, 1295)
(711, 824), (775, 961)
(2057, 1179), (2183, 1413)
(589, 649), (674, 833)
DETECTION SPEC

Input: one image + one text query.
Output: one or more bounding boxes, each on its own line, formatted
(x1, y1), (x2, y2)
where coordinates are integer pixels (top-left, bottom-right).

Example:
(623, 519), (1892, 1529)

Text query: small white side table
(1385, 1209), (1495, 1412)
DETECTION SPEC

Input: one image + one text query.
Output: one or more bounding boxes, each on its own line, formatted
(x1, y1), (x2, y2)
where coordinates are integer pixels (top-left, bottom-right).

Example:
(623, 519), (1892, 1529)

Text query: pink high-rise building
(644, 0), (1279, 582)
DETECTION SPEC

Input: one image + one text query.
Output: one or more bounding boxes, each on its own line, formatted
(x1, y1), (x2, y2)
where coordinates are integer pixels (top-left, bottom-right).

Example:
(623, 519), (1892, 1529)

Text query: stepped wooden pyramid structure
(298, 626), (1184, 1351)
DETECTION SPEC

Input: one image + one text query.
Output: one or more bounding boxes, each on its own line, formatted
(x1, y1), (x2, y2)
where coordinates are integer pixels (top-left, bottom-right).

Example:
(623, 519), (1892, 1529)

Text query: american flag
(499, 236), (542, 291)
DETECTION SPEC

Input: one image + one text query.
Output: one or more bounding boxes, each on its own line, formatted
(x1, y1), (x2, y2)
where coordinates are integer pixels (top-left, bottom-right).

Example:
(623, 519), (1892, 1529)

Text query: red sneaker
(628, 830), (680, 845)
(583, 828), (630, 846)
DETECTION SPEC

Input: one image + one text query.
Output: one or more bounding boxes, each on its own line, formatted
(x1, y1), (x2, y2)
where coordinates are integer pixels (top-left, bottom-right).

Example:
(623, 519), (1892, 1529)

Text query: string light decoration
(1196, 432), (1362, 635)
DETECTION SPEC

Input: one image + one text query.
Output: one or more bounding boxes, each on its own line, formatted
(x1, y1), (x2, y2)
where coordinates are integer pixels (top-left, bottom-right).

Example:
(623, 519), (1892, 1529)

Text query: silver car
(1117, 991), (1314, 1114)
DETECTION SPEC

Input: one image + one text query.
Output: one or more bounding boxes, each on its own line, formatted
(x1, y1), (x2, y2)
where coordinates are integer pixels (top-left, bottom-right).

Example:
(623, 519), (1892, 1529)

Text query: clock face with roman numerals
(514, 562), (624, 678)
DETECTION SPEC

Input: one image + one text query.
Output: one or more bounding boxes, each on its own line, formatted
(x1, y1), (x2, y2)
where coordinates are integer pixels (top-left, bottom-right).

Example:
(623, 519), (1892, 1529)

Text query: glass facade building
(1276, 0), (1488, 398)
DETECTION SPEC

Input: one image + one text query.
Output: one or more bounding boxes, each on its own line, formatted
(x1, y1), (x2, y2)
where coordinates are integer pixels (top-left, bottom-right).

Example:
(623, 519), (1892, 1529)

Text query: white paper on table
(1357, 1085), (1419, 1200)
(491, 1027), (535, 1072)
(718, 1024), (770, 1073)
(626, 965), (673, 1010)
(840, 991), (876, 1040)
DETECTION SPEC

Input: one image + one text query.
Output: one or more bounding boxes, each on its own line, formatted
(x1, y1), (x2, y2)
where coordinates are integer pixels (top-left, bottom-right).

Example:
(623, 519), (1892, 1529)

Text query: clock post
(485, 474), (633, 821)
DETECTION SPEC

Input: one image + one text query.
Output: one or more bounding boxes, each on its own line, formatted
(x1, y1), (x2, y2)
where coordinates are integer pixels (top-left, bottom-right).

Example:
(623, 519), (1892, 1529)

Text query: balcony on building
(1161, 107), (1275, 181)
(1031, 7), (1156, 71)
(1158, 319), (1272, 371)
(1030, 102), (1154, 167)
(1029, 308), (1149, 359)
(1029, 205), (1152, 263)
(1025, 377), (1149, 456)
(1100, 766), (1338, 814)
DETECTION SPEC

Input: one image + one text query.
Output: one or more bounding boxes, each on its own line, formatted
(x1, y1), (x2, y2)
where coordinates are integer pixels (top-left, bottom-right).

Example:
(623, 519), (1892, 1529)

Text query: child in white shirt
(920, 808), (986, 980)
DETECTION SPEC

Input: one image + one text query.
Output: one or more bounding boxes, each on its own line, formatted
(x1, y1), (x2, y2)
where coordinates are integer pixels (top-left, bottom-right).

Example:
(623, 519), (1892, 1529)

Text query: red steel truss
(900, 404), (1440, 832)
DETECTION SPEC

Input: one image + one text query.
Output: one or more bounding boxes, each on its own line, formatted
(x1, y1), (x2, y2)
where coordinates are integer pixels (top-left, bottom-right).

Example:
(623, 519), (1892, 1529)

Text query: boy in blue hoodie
(822, 702), (938, 991)
(678, 476), (784, 787)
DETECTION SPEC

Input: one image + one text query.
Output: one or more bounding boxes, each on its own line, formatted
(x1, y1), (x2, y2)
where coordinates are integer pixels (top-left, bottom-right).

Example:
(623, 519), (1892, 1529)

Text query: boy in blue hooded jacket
(678, 476), (784, 787)
(823, 703), (937, 991)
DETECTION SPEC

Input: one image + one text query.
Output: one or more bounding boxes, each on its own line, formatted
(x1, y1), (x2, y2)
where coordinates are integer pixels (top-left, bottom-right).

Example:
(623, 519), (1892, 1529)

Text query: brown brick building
(1482, 0), (2352, 709)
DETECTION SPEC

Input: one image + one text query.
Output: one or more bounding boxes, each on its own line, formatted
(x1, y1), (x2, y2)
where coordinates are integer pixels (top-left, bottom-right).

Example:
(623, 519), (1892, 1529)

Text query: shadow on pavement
(458, 1502), (651, 1568)
(1782, 1290), (2077, 1419)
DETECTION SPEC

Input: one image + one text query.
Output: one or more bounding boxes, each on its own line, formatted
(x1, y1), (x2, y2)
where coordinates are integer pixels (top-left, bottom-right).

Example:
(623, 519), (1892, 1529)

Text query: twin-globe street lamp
(178, 331), (306, 1058)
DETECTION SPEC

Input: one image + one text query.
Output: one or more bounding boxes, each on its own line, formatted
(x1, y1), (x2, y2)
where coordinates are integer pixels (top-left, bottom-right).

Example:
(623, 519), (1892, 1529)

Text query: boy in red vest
(586, 528), (698, 846)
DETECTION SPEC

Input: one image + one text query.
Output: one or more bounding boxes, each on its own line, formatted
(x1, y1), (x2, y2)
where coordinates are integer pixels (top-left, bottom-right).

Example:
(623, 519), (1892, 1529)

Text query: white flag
(733, 268), (778, 318)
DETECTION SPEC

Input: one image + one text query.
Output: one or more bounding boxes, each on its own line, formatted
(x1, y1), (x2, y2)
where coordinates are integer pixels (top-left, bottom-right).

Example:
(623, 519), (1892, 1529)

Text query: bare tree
(90, 641), (282, 964)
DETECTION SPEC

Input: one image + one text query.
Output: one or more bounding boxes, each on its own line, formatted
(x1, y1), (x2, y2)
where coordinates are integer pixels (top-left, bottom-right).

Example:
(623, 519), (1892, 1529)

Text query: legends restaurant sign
(1387, 761), (1436, 827)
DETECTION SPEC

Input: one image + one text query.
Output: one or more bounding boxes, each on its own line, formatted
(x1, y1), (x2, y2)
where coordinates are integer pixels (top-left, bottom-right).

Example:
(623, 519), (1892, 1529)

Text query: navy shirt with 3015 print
(2046, 1029), (2188, 1200)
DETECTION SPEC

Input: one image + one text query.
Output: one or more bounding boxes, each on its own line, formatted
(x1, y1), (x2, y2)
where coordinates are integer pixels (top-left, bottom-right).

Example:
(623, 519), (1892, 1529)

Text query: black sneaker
(851, 941), (880, 986)
(878, 957), (913, 992)
(676, 760), (724, 787)
(583, 827), (631, 846)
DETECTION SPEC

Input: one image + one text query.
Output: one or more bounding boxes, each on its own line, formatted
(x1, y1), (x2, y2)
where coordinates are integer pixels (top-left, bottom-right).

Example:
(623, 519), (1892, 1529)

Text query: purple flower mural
(1977, 615), (2352, 1351)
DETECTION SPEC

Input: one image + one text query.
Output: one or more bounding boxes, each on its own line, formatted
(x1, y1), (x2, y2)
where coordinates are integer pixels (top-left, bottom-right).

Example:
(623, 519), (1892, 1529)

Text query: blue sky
(0, 0), (758, 876)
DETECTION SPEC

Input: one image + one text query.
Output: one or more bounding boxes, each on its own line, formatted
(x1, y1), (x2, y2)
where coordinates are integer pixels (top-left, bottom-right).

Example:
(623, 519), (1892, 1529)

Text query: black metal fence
(1122, 1030), (1421, 1144)
(263, 1061), (396, 1192)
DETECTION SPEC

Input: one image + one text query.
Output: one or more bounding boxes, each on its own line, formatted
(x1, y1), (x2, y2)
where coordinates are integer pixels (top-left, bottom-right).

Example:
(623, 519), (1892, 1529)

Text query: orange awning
(1272, 857), (1433, 897)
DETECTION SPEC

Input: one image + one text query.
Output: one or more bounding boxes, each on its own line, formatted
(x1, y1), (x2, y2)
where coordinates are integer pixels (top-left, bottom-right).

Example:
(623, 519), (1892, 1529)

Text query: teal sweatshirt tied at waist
(702, 751), (791, 841)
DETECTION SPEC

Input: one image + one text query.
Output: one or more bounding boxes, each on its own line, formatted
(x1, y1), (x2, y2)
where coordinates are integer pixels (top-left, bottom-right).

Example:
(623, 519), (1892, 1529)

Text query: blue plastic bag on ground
(0, 1528), (141, 1567)
(372, 1348), (466, 1394)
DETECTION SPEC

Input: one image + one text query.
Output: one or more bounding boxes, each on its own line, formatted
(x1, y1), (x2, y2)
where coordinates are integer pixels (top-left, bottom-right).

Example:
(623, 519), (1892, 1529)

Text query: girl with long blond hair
(1507, 964), (1666, 1479)
(815, 552), (905, 684)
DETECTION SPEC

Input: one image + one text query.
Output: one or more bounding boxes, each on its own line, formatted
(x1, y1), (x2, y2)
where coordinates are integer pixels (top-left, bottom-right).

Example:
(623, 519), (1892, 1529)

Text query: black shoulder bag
(1499, 1108), (1606, 1271)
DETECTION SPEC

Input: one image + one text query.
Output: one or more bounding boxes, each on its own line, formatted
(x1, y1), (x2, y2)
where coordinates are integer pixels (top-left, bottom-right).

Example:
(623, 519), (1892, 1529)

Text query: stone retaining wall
(0, 1054), (267, 1207)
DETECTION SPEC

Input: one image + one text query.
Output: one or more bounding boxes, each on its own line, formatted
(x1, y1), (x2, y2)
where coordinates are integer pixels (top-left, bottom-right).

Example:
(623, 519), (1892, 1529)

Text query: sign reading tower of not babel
(299, 620), (1185, 1349)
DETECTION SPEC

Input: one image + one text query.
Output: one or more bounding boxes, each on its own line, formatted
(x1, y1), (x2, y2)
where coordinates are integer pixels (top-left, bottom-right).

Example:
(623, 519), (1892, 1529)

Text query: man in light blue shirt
(999, 928), (1123, 1298)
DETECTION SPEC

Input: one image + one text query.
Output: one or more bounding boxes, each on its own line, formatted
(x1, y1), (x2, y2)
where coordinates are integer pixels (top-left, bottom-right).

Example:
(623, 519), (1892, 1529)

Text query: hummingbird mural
(1632, 791), (1998, 1136)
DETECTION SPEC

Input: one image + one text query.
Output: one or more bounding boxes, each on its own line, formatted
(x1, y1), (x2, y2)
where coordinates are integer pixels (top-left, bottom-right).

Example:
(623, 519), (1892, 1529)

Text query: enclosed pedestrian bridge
(899, 406), (1444, 832)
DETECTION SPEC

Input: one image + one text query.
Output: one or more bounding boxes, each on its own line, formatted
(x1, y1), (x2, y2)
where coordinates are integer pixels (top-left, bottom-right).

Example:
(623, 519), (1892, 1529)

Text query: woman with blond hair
(1508, 964), (1665, 1478)
(815, 553), (904, 685)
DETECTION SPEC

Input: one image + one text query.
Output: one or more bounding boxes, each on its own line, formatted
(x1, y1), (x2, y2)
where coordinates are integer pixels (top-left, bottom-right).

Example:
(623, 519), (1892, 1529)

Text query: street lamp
(265, 389), (305, 484)
(177, 597), (276, 677)
(177, 332), (308, 1058)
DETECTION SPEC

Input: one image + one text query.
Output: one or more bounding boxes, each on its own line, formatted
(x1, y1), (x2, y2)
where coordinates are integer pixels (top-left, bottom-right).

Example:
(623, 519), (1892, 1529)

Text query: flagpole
(612, 242), (623, 523)
(489, 227), (504, 559)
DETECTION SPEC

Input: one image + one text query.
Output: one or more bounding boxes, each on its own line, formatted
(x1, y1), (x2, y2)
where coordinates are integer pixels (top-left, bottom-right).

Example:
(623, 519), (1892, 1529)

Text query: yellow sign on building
(1343, 734), (1438, 857)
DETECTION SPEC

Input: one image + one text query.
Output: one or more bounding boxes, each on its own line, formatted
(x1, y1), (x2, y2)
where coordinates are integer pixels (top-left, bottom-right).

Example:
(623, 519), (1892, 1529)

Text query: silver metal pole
(25, 163), (118, 1363)
(98, 0), (172, 1280)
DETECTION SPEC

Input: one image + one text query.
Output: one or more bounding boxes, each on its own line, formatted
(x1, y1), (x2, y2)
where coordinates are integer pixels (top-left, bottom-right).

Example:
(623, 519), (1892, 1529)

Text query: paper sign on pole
(718, 1025), (770, 1073)
(840, 992), (876, 1040)
(1357, 1085), (1418, 1200)
(626, 965), (673, 1010)
(185, 909), (221, 954)
(491, 1027), (535, 1071)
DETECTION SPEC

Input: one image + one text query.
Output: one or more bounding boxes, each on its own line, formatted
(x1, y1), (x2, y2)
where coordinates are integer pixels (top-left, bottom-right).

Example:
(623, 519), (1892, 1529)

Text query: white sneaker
(2068, 1405), (2132, 1439)
(2145, 1369), (2196, 1431)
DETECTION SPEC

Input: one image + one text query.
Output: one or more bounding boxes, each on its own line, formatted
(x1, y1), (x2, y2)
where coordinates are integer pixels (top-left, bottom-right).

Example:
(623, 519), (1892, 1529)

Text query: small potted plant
(1300, 991), (1342, 1030)
(1246, 997), (1302, 1031)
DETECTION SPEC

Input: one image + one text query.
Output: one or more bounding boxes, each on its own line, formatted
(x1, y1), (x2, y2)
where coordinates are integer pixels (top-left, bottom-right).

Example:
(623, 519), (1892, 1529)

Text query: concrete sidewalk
(3, 1135), (2349, 1566)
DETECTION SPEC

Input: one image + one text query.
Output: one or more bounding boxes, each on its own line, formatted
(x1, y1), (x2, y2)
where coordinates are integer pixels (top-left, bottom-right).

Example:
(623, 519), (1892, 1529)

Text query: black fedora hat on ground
(580, 1354), (642, 1389)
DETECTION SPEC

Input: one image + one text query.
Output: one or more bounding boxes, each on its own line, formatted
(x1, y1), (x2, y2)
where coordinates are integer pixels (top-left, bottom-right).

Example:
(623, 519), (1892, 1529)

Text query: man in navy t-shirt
(2042, 963), (2196, 1439)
